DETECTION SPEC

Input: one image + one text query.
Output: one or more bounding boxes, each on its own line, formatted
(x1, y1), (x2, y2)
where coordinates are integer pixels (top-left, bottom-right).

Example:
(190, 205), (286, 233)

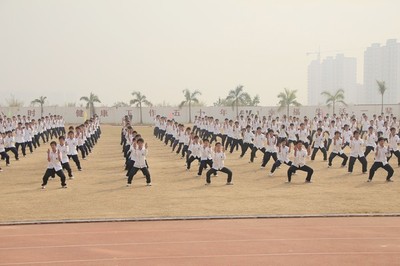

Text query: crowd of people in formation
(0, 113), (102, 189)
(148, 112), (400, 184)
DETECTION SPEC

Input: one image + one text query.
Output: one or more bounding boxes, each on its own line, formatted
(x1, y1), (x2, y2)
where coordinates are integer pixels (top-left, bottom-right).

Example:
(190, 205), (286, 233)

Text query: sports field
(0, 125), (399, 224)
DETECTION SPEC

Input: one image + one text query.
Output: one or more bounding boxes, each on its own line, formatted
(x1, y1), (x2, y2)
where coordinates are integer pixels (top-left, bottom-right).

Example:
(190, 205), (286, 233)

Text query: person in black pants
(205, 143), (233, 185)
(287, 141), (314, 183)
(127, 138), (151, 186)
(368, 137), (394, 182)
(348, 131), (368, 174)
(328, 131), (348, 168)
(41, 141), (67, 189)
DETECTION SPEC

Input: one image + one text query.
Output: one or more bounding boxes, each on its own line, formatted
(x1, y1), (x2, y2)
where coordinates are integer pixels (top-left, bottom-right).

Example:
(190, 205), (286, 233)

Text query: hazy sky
(0, 0), (399, 107)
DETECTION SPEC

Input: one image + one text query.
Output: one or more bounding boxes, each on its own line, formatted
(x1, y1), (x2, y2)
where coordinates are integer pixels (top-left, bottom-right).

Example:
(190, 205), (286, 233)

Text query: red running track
(0, 217), (400, 266)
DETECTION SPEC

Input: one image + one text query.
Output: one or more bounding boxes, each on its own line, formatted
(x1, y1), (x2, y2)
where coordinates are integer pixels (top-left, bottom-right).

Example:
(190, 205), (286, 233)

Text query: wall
(1, 104), (399, 125)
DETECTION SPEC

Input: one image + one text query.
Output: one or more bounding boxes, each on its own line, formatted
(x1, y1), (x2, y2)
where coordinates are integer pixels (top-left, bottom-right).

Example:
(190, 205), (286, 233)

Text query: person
(127, 138), (151, 186)
(261, 129), (278, 168)
(368, 137), (394, 182)
(287, 141), (314, 183)
(240, 125), (254, 158)
(310, 128), (327, 161)
(65, 131), (82, 171)
(186, 136), (201, 170)
(58, 136), (74, 179)
(250, 127), (266, 163)
(328, 131), (348, 168)
(348, 130), (368, 174)
(15, 123), (26, 157)
(0, 132), (10, 166)
(269, 138), (292, 176)
(4, 131), (18, 160)
(198, 139), (213, 176)
(205, 142), (233, 185)
(41, 141), (67, 189)
(364, 126), (377, 158)
(387, 127), (400, 166)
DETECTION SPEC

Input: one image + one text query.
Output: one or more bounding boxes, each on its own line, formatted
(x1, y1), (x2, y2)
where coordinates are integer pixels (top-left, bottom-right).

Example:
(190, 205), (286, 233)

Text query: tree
(31, 96), (47, 117)
(179, 89), (201, 123)
(249, 95), (260, 106)
(80, 92), (101, 118)
(6, 95), (24, 108)
(130, 91), (152, 124)
(377, 80), (387, 114)
(112, 101), (130, 108)
(321, 89), (346, 115)
(225, 85), (250, 117)
(277, 88), (301, 116)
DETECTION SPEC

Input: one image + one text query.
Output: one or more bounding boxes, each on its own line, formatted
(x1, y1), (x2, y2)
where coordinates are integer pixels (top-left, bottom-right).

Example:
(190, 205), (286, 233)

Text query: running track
(1, 217), (399, 265)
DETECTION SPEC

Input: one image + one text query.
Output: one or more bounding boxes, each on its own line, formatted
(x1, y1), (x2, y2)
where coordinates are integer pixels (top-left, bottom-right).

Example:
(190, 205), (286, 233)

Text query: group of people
(151, 112), (399, 183)
(0, 113), (102, 189)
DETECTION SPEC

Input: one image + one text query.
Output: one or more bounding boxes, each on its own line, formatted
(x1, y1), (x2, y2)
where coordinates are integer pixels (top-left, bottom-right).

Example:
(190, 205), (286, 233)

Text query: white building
(308, 54), (357, 106)
(363, 39), (400, 104)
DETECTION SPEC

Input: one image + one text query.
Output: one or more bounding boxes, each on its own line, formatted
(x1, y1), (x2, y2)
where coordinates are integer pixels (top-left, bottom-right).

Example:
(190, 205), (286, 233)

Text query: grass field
(0, 125), (399, 223)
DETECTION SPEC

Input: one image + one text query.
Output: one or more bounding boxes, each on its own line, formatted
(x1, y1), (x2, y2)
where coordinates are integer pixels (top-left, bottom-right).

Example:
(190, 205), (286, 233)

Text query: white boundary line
(1, 251), (400, 265)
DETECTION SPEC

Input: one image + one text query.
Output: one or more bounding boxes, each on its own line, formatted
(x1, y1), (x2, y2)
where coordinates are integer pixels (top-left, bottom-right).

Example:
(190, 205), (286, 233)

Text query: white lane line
(1, 251), (400, 265)
(1, 237), (400, 250)
(1, 225), (400, 238)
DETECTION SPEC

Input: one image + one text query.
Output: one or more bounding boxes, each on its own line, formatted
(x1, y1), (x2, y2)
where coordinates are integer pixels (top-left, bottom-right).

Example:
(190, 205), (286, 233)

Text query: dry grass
(0, 125), (399, 223)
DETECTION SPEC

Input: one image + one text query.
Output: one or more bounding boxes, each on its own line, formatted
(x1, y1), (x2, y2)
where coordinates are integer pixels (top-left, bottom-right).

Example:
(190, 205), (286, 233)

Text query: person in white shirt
(328, 131), (348, 168)
(4, 131), (19, 160)
(368, 137), (394, 182)
(348, 130), (368, 174)
(250, 127), (266, 163)
(341, 124), (353, 150)
(229, 121), (242, 154)
(58, 136), (73, 179)
(186, 136), (202, 170)
(261, 129), (278, 168)
(0, 132), (10, 166)
(387, 127), (400, 166)
(127, 138), (151, 186)
(198, 139), (213, 176)
(269, 138), (292, 176)
(240, 125), (254, 158)
(310, 128), (327, 161)
(364, 126), (377, 158)
(287, 141), (314, 183)
(65, 131), (82, 171)
(224, 120), (234, 151)
(15, 123), (26, 157)
(24, 122), (34, 154)
(41, 141), (67, 189)
(205, 142), (233, 185)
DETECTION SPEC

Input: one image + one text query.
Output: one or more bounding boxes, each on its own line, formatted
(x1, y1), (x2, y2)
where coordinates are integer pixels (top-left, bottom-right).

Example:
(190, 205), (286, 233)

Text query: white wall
(1, 104), (399, 124)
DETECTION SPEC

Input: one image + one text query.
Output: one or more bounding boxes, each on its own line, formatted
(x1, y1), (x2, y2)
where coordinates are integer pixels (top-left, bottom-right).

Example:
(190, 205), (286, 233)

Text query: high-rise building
(363, 39), (400, 104)
(307, 54), (357, 106)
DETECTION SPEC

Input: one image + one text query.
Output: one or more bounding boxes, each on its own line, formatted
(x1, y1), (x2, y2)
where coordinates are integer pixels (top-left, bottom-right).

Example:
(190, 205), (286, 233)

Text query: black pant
(388, 150), (400, 166)
(250, 147), (265, 162)
(348, 156), (368, 173)
(311, 147), (327, 160)
(181, 145), (189, 158)
(62, 162), (73, 177)
(187, 156), (200, 169)
(127, 167), (151, 184)
(15, 142), (26, 156)
(224, 137), (233, 150)
(172, 140), (179, 152)
(0, 151), (10, 164)
(287, 165), (313, 182)
(261, 151), (277, 167)
(25, 141), (33, 153)
(369, 162), (394, 180)
(68, 155), (82, 170)
(364, 146), (375, 158)
(240, 143), (253, 157)
(271, 160), (292, 173)
(229, 139), (242, 153)
(198, 159), (213, 175)
(164, 134), (173, 145)
(206, 167), (232, 184)
(42, 168), (66, 186)
(328, 152), (348, 167)
(176, 143), (184, 154)
(210, 133), (222, 144)
(78, 145), (86, 159)
(5, 147), (18, 160)
(326, 138), (333, 151)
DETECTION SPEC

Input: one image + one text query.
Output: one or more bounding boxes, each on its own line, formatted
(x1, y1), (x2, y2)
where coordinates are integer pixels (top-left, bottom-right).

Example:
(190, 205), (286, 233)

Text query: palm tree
(130, 91), (152, 124)
(277, 88), (301, 116)
(31, 96), (47, 117)
(377, 80), (387, 114)
(321, 89), (346, 115)
(250, 95), (260, 106)
(80, 92), (101, 118)
(179, 89), (201, 123)
(225, 85), (250, 117)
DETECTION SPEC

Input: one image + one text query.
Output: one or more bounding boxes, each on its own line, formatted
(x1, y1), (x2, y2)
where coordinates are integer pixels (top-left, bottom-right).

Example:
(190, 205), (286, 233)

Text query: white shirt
(331, 138), (344, 154)
(365, 133), (377, 148)
(388, 134), (399, 151)
(349, 138), (365, 157)
(57, 144), (69, 163)
(189, 143), (201, 158)
(243, 131), (255, 144)
(253, 133), (266, 149)
(200, 146), (212, 160)
(15, 128), (25, 143)
(374, 145), (390, 165)
(277, 145), (290, 163)
(266, 135), (277, 152)
(65, 138), (79, 155)
(212, 151), (226, 170)
(313, 133), (325, 148)
(47, 149), (63, 171)
(293, 148), (308, 167)
(132, 147), (148, 168)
